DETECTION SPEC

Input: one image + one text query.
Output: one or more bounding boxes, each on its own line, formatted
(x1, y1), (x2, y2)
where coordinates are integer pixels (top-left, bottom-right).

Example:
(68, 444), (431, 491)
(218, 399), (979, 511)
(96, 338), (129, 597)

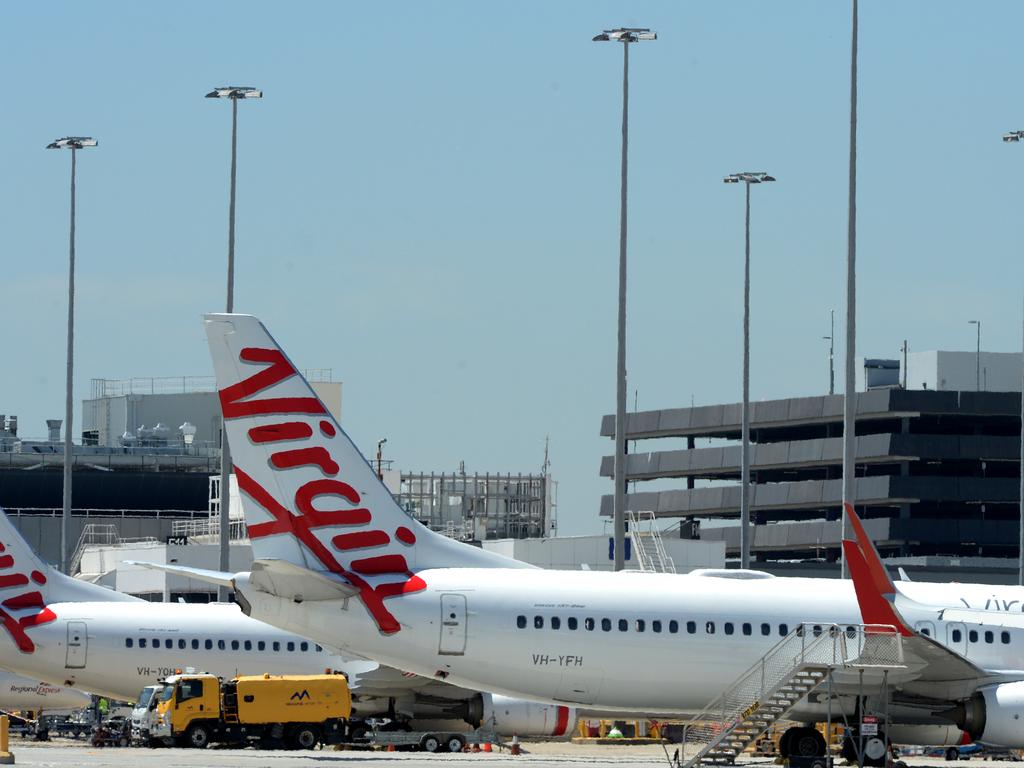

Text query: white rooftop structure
(859, 351), (1022, 392)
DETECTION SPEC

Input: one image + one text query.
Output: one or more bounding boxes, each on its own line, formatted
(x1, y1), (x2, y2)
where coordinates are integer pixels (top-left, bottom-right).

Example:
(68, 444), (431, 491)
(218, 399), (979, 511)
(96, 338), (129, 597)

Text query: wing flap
(125, 561), (235, 588)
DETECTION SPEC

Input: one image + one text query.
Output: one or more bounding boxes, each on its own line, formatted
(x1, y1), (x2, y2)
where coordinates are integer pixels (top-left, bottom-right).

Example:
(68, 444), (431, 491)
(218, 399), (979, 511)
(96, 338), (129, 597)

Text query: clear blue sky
(3, 2), (1022, 535)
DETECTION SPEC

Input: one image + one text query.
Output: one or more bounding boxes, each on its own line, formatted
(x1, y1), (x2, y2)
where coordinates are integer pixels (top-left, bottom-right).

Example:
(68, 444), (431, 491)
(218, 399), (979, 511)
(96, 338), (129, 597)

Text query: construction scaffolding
(397, 472), (556, 540)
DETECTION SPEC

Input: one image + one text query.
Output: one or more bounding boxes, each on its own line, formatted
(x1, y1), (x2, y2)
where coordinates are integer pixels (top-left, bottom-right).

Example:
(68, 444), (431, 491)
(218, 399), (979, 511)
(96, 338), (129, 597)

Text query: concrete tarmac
(6, 741), (1020, 768)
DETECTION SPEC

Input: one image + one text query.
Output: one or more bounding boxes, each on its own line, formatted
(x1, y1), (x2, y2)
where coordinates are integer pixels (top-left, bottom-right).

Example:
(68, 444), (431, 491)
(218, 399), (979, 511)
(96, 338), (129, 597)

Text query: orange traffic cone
(387, 744), (396, 752)
(482, 742), (492, 753)
(471, 743), (480, 753)
(510, 733), (521, 756)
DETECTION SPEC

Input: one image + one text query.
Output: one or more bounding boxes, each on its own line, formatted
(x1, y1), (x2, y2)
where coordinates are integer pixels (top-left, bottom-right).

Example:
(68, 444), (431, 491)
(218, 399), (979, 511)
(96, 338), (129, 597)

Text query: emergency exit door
(439, 594), (467, 655)
(65, 621), (87, 668)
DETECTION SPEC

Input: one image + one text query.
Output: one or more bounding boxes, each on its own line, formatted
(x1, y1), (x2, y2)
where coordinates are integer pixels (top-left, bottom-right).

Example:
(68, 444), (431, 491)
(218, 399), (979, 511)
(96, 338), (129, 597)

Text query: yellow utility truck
(151, 672), (351, 749)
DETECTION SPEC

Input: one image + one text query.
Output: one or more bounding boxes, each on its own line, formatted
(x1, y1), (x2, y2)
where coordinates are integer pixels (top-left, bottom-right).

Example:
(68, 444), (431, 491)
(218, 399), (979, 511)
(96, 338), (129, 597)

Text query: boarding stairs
(628, 511), (677, 573)
(677, 623), (905, 768)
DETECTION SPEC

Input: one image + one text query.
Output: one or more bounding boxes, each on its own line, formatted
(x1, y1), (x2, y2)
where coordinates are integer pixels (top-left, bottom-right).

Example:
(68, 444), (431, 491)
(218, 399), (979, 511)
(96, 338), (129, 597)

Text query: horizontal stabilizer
(250, 559), (360, 602)
(125, 561), (235, 588)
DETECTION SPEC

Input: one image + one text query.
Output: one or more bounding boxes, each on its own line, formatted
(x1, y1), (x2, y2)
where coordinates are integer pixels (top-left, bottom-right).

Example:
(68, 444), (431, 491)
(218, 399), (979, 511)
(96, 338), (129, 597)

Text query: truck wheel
(292, 726), (319, 750)
(186, 723), (210, 749)
(947, 748), (961, 761)
(420, 734), (441, 753)
(446, 735), (466, 753)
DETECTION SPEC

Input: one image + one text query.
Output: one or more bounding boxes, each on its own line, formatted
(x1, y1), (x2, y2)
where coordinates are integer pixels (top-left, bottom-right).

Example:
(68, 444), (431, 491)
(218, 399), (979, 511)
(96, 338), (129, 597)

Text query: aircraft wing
(842, 507), (998, 701)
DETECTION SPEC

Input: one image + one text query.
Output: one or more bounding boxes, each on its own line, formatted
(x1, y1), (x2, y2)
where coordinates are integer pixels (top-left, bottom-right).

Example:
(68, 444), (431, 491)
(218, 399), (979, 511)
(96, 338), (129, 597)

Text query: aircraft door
(439, 594), (467, 655)
(946, 622), (968, 656)
(65, 621), (87, 668)
(914, 620), (936, 639)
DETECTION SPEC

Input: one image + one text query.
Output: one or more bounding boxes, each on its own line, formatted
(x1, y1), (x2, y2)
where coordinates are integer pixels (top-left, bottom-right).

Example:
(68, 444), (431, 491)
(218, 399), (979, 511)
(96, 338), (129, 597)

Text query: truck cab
(151, 673), (221, 747)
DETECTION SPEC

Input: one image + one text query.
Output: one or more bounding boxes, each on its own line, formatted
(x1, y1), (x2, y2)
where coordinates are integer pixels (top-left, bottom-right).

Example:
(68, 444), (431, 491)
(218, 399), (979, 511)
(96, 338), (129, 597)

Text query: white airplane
(0, 671), (90, 713)
(0, 509), (572, 737)
(141, 312), (1024, 761)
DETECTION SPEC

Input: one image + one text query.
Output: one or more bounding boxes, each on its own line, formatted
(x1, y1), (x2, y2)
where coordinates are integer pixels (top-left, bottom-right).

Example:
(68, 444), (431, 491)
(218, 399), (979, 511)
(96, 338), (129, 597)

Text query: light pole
(841, 0), (859, 579)
(377, 438), (388, 481)
(207, 86), (261, 598)
(593, 27), (655, 571)
(968, 320), (981, 391)
(1004, 129), (1024, 586)
(824, 309), (835, 395)
(724, 172), (775, 570)
(47, 136), (97, 575)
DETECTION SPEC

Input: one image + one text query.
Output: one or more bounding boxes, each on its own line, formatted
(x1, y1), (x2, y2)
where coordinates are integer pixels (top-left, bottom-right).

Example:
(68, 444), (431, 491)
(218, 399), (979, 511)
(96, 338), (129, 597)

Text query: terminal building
(600, 350), (1024, 582)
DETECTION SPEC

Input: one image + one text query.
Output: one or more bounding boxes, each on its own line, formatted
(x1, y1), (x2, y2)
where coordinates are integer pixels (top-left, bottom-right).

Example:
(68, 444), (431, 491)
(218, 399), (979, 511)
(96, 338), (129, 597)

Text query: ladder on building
(677, 623), (905, 768)
(628, 511), (677, 573)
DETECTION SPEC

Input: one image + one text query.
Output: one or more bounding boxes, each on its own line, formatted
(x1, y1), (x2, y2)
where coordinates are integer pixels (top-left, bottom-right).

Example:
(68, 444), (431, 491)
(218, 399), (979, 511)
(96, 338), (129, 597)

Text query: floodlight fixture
(593, 28), (656, 43)
(47, 137), (97, 150)
(724, 172), (775, 184)
(206, 86), (263, 100)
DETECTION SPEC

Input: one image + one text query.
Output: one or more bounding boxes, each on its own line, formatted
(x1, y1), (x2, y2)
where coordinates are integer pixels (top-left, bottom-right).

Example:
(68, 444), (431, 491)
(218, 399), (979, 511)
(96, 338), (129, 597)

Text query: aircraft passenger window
(812, 625), (823, 637)
(796, 625), (805, 637)
(985, 631), (994, 644)
(125, 638), (133, 648)
(652, 620), (662, 633)
(551, 617), (561, 630)
(178, 639), (186, 649)
(301, 642), (309, 651)
(534, 616), (544, 629)
(761, 623), (770, 636)
(517, 616), (526, 629)
(742, 623), (752, 636)
(920, 628), (931, 637)
(618, 619), (628, 632)
(139, 638), (147, 648)
(601, 618), (612, 632)
(969, 630), (978, 643)
(568, 617), (578, 630)
(846, 626), (857, 638)
(205, 639), (213, 650)
(779, 624), (788, 636)
(636, 619), (645, 632)
(273, 641), (281, 651)
(153, 638), (160, 647)
(668, 620), (678, 634)
(258, 641), (266, 651)
(687, 621), (696, 634)
(952, 629), (962, 643)
(244, 640), (252, 651)
(231, 640), (240, 651)
(315, 644), (323, 652)
(287, 642), (295, 652)
(191, 639), (199, 650)
(706, 622), (715, 634)
(1002, 632), (1011, 644)
(585, 618), (595, 631)
(218, 640), (226, 650)
(724, 623), (734, 636)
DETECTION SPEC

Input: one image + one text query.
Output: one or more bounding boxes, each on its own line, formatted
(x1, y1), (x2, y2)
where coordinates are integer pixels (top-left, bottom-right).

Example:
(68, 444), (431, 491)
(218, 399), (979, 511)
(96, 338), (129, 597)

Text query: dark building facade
(601, 389), (1023, 580)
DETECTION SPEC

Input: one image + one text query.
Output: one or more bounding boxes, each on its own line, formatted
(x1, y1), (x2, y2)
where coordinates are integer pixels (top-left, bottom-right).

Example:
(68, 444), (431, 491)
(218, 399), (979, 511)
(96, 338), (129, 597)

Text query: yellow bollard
(0, 714), (14, 764)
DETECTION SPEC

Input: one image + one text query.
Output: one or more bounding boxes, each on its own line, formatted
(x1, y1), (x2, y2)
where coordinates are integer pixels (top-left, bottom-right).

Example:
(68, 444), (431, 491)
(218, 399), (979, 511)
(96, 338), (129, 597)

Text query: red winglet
(845, 503), (896, 597)
(843, 540), (913, 636)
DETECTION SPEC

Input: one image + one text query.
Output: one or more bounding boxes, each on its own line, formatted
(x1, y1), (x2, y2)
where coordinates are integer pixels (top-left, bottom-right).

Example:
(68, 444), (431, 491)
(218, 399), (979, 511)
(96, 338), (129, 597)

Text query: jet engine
(953, 681), (1024, 747)
(480, 694), (577, 738)
(886, 725), (967, 747)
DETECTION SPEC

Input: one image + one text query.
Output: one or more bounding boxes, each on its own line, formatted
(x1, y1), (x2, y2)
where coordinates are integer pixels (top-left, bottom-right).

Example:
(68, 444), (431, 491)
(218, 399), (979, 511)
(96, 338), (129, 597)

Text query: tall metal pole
(219, 95), (239, 599)
(976, 322), (981, 391)
(61, 147), (77, 575)
(612, 39), (630, 572)
(740, 181), (752, 569)
(829, 310), (835, 395)
(841, 0), (859, 578)
(1020, 300), (1023, 585)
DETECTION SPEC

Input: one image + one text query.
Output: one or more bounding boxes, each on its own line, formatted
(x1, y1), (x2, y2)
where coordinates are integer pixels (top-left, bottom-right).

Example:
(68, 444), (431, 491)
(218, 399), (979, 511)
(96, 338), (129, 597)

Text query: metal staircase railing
(678, 623), (904, 768)
(628, 511), (677, 573)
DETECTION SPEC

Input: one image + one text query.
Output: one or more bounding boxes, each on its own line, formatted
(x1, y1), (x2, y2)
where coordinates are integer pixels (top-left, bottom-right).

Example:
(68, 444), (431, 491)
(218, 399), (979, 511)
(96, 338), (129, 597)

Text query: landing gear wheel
(420, 734), (441, 753)
(785, 727), (826, 758)
(185, 723), (210, 749)
(446, 735), (466, 753)
(291, 725), (319, 750)
(947, 747), (961, 761)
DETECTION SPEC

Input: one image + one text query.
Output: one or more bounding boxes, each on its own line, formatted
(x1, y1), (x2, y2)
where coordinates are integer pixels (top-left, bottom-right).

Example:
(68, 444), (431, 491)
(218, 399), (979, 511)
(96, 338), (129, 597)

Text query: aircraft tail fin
(0, 508), (135, 653)
(203, 314), (531, 635)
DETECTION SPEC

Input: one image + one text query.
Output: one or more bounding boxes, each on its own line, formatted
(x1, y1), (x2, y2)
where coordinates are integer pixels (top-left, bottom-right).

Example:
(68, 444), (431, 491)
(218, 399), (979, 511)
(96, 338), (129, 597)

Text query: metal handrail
(679, 623), (902, 767)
